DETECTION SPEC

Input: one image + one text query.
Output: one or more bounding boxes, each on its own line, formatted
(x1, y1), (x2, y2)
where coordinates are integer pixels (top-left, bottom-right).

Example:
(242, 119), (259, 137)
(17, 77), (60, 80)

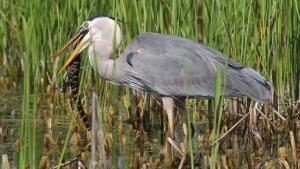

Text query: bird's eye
(82, 22), (89, 29)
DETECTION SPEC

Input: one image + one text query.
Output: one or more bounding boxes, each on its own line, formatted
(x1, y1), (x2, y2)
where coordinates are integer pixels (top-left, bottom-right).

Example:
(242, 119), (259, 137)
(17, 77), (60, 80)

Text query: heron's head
(53, 15), (122, 73)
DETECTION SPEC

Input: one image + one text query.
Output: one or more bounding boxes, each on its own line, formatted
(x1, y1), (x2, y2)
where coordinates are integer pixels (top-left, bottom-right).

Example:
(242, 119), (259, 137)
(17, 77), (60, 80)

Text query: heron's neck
(91, 42), (118, 81)
(97, 59), (115, 80)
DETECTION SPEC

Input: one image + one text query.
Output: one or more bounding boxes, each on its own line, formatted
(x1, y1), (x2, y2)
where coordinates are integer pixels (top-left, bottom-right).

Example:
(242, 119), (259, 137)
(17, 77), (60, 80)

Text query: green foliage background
(0, 0), (299, 167)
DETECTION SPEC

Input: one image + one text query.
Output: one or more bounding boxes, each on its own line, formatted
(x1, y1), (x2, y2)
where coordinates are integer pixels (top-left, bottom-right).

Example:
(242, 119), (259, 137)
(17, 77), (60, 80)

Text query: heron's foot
(178, 154), (187, 169)
(162, 123), (189, 168)
(160, 138), (173, 168)
(165, 137), (187, 169)
(167, 137), (184, 156)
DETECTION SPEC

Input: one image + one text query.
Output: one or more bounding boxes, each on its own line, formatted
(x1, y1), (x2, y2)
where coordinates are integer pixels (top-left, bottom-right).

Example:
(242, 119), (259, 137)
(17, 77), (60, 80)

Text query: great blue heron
(54, 15), (271, 146)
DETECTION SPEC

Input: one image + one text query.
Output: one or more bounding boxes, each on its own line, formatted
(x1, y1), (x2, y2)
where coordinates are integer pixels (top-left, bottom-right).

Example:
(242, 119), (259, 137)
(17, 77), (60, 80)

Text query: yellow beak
(58, 39), (85, 74)
(52, 29), (89, 74)
(52, 32), (82, 59)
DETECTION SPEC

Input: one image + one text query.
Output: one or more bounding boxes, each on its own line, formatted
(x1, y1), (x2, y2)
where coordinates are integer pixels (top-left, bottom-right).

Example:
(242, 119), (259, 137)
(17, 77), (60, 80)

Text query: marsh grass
(209, 66), (222, 169)
(0, 0), (299, 168)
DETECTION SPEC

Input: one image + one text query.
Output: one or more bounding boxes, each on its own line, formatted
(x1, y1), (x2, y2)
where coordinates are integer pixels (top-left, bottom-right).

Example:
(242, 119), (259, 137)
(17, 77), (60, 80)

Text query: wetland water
(1, 89), (299, 168)
(1, 0), (299, 168)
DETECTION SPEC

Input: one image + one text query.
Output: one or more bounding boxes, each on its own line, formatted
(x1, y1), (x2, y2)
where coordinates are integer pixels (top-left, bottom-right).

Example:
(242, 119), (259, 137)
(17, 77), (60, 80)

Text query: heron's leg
(162, 97), (175, 139)
(162, 97), (175, 168)
(163, 97), (188, 168)
(174, 98), (187, 168)
(175, 98), (195, 137)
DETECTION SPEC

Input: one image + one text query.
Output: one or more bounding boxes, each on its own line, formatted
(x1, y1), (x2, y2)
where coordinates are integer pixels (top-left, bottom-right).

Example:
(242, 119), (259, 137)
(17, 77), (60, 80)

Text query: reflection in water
(0, 90), (299, 168)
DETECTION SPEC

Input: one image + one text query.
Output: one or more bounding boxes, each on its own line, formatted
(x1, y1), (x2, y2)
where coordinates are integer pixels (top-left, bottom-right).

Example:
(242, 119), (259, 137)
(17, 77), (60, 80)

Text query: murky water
(0, 90), (21, 167)
(0, 90), (171, 168)
(1, 90), (299, 168)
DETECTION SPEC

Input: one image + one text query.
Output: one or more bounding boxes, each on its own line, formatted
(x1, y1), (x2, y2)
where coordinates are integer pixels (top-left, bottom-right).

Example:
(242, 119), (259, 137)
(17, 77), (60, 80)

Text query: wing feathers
(116, 33), (271, 101)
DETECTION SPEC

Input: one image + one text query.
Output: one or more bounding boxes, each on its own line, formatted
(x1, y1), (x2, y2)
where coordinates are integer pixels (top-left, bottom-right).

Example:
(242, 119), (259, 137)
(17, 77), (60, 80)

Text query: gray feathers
(115, 32), (272, 101)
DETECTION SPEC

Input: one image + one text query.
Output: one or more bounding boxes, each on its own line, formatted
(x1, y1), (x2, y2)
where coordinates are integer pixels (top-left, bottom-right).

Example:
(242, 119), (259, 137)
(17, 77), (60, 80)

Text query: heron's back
(116, 33), (272, 101)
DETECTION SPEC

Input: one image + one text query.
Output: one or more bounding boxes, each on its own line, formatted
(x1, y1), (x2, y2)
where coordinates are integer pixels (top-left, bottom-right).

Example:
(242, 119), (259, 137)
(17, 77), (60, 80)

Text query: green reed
(209, 66), (222, 169)
(203, 0), (299, 167)
(203, 0), (300, 100)
(1, 0), (299, 168)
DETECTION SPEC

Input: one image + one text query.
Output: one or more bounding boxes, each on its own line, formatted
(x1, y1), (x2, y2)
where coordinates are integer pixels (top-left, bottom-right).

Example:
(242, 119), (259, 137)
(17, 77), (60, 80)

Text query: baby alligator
(65, 55), (90, 131)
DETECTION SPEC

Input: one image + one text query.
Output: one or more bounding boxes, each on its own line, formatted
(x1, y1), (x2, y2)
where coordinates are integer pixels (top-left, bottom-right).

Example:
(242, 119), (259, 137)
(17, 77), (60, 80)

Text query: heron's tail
(240, 68), (272, 102)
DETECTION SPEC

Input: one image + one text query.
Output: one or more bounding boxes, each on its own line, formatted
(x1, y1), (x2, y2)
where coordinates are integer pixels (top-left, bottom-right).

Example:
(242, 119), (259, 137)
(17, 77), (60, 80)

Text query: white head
(81, 16), (122, 65)
(55, 16), (122, 72)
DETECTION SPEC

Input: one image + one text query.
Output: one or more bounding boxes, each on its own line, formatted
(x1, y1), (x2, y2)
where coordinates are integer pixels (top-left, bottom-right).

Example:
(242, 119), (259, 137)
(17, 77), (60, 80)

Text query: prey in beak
(53, 26), (89, 73)
(53, 25), (92, 132)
